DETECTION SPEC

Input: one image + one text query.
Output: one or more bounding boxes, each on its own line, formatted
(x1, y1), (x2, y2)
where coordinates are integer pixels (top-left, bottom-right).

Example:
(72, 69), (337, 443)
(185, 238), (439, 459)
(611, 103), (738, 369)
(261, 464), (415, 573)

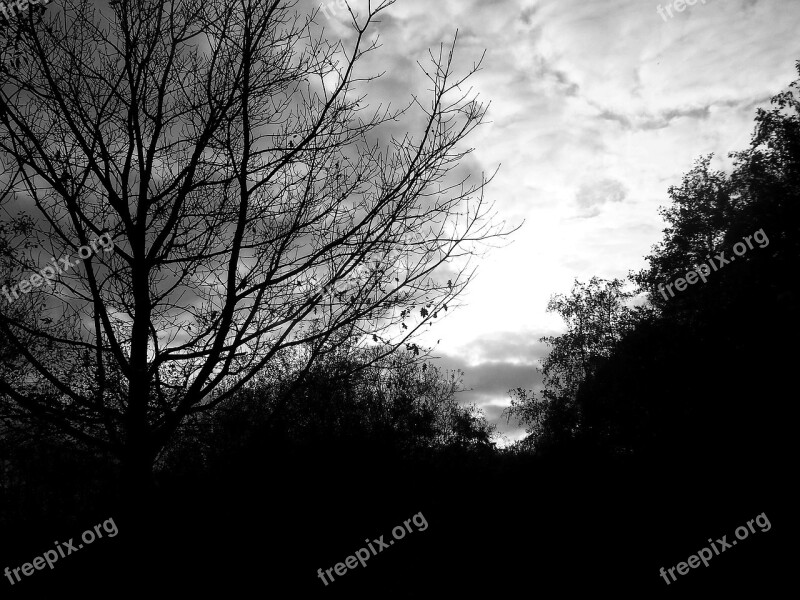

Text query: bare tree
(0, 0), (511, 494)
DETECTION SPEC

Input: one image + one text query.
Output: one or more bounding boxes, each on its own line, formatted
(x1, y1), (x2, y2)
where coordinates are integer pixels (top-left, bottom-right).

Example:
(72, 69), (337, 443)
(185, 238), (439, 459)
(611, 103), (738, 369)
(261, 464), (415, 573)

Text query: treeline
(157, 345), (497, 485)
(507, 61), (799, 468)
(2, 344), (497, 525)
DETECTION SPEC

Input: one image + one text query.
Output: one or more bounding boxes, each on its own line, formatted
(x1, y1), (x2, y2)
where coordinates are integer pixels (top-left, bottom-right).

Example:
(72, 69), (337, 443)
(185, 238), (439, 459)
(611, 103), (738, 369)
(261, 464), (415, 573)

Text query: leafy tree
(508, 277), (639, 451)
(157, 346), (495, 480)
(635, 60), (800, 314)
(633, 155), (736, 311)
(523, 61), (800, 459)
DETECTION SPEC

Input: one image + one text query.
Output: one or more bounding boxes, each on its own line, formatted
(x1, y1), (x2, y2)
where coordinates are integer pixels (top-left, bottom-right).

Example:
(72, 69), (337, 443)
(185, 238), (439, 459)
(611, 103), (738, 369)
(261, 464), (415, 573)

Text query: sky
(309, 0), (800, 444)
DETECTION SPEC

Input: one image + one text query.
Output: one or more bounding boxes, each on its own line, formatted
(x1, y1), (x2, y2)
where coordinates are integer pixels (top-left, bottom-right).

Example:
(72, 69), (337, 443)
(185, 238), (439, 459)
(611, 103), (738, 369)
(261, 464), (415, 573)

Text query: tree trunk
(120, 438), (157, 544)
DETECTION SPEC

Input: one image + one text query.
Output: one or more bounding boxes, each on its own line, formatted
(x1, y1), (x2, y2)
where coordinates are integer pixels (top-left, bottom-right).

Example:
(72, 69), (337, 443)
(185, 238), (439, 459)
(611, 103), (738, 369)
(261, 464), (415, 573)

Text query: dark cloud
(461, 360), (542, 398)
(432, 351), (542, 444)
(520, 5), (539, 26)
(597, 109), (633, 128)
(433, 330), (548, 411)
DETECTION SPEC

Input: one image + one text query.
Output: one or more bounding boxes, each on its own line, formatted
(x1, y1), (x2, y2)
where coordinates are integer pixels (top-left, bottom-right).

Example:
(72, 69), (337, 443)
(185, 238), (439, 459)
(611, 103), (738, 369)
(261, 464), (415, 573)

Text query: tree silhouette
(508, 277), (640, 451)
(516, 60), (800, 460)
(157, 345), (495, 481)
(0, 0), (510, 497)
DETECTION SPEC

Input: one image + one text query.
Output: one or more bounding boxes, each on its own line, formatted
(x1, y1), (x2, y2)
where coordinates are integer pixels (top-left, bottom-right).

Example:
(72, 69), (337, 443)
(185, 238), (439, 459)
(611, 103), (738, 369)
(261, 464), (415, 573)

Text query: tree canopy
(510, 61), (800, 460)
(0, 0), (509, 491)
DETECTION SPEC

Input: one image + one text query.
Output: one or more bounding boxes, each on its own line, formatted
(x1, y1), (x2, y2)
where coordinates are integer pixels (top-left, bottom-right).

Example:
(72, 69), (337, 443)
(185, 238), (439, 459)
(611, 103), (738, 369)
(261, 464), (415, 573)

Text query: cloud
(458, 330), (549, 365)
(574, 178), (628, 218)
(432, 331), (548, 443)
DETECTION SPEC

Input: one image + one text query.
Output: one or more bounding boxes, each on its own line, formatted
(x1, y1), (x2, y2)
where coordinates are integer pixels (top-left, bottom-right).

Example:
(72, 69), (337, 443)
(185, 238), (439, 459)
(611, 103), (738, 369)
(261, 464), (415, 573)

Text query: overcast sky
(312, 0), (800, 444)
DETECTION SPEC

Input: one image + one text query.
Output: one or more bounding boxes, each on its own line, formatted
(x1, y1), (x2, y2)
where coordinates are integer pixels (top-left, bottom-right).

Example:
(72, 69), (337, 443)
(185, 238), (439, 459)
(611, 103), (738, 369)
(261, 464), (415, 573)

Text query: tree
(635, 61), (800, 312)
(633, 155), (736, 308)
(0, 0), (510, 497)
(507, 277), (639, 451)
(157, 346), (495, 482)
(522, 61), (800, 459)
